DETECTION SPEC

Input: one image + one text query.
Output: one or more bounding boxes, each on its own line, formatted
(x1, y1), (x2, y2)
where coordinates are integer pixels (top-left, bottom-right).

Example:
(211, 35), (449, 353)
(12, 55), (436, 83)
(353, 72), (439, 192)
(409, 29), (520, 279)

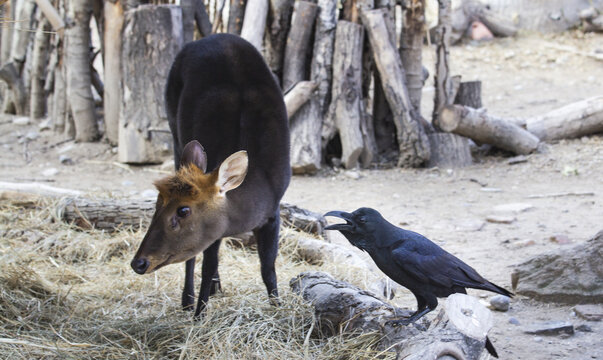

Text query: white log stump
(427, 133), (472, 168)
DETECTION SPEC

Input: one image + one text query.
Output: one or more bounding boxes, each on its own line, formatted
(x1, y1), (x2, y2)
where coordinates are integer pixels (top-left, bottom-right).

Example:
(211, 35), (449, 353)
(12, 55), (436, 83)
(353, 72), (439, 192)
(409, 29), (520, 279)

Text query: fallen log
(439, 104), (540, 155)
(0, 182), (326, 236)
(525, 96), (603, 141)
(290, 271), (494, 359)
(283, 81), (318, 119)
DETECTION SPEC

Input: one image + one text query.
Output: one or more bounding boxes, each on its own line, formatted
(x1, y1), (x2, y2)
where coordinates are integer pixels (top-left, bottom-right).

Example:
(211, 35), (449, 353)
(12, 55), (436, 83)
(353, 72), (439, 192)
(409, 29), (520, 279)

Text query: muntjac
(130, 34), (291, 318)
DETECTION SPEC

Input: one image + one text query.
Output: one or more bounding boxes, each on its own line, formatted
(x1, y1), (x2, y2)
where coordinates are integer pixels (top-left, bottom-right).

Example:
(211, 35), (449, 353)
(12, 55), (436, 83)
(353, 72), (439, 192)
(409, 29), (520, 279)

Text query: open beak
(324, 210), (354, 231)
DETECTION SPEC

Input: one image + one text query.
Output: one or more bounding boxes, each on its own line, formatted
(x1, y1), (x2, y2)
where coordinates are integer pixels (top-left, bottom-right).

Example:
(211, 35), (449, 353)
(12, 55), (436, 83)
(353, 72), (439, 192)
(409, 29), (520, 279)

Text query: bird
(324, 207), (513, 358)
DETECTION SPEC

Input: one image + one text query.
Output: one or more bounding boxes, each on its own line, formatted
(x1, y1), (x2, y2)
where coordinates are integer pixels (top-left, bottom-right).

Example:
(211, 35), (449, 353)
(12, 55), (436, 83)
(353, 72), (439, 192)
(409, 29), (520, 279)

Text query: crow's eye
(357, 216), (367, 224)
(177, 206), (191, 218)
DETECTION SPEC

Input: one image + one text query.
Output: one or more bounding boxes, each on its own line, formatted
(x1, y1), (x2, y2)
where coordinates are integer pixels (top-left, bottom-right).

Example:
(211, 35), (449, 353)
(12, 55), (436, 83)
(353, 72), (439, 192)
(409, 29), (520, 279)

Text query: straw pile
(0, 199), (394, 359)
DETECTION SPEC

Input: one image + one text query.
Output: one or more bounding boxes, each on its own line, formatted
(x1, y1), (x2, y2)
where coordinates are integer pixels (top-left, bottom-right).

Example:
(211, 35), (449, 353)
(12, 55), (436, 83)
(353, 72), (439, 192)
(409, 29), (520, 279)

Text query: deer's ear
(181, 141), (207, 173)
(216, 151), (248, 195)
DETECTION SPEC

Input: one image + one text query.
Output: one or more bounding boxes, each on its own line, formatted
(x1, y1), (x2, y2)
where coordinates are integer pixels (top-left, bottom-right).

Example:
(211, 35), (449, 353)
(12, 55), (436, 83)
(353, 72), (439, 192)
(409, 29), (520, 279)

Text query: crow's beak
(324, 211), (354, 231)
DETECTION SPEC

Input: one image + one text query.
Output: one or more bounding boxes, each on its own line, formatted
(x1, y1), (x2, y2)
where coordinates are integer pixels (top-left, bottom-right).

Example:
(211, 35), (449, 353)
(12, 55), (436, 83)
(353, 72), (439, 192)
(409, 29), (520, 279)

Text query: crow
(324, 207), (513, 358)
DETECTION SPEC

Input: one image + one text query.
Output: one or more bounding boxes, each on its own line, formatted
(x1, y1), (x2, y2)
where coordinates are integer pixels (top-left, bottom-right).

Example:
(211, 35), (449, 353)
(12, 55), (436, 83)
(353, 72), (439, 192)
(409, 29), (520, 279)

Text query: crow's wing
(391, 243), (486, 290)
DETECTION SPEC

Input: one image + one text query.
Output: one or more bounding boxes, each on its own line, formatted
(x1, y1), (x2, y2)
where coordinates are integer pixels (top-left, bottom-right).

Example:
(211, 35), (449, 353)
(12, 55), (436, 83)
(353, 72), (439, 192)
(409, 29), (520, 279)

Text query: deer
(130, 34), (291, 318)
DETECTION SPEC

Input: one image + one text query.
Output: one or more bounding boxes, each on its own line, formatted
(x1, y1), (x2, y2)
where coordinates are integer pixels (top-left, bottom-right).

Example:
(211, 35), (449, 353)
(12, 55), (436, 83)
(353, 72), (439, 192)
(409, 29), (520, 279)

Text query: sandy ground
(1, 31), (602, 359)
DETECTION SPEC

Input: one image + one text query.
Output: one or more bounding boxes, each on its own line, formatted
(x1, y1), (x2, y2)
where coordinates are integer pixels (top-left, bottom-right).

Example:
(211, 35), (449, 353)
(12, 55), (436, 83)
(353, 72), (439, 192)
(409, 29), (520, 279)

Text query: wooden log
(11, 0), (36, 66)
(30, 15), (52, 120)
(103, 0), (124, 145)
(426, 133), (472, 168)
(118, 5), (183, 163)
(284, 81), (317, 119)
(361, 8), (430, 167)
(282, 0), (318, 91)
(227, 0), (246, 34)
(240, 0), (268, 51)
(327, 21), (365, 169)
(454, 80), (482, 109)
(440, 104), (539, 155)
(0, 0), (14, 65)
(400, 0), (426, 114)
(432, 0), (452, 130)
(0, 63), (26, 115)
(34, 0), (66, 35)
(51, 60), (67, 133)
(193, 0), (213, 37)
(525, 96), (603, 141)
(372, 74), (396, 155)
(264, 0), (293, 81)
(290, 272), (492, 359)
(180, 0), (196, 43)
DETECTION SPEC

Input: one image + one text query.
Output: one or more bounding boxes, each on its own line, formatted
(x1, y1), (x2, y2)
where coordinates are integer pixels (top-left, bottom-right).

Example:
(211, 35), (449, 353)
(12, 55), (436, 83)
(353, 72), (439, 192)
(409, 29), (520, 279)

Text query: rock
(508, 317), (520, 325)
(42, 168), (59, 177)
(344, 170), (361, 180)
(141, 189), (158, 198)
(486, 215), (516, 224)
(454, 219), (485, 232)
(25, 131), (40, 140)
(58, 143), (74, 153)
(489, 295), (510, 311)
(511, 230), (603, 304)
(575, 324), (592, 332)
(59, 155), (74, 165)
(549, 234), (572, 245)
(493, 203), (534, 213)
(507, 155), (528, 165)
(573, 304), (603, 321)
(13, 116), (30, 125)
(513, 239), (536, 248)
(470, 21), (494, 41)
(38, 118), (52, 131)
(121, 180), (135, 187)
(480, 187), (502, 193)
(523, 321), (574, 336)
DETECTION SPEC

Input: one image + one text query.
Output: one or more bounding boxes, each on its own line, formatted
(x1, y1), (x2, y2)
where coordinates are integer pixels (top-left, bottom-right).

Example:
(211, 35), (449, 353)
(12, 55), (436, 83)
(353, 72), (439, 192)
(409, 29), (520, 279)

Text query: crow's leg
(388, 295), (438, 326)
(194, 239), (222, 319)
(254, 212), (280, 304)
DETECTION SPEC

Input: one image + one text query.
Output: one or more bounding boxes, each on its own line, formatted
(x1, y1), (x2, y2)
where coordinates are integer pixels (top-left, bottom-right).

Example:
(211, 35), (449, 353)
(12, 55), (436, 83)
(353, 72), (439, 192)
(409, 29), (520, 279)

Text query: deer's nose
(131, 257), (150, 274)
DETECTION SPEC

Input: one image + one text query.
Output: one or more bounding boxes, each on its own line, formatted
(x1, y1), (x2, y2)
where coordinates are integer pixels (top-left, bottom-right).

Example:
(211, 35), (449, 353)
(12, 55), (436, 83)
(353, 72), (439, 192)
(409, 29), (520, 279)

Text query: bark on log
(372, 74), (396, 155)
(227, 0), (246, 34)
(282, 1), (318, 91)
(426, 133), (472, 168)
(193, 0), (213, 37)
(525, 96), (603, 141)
(103, 0), (124, 145)
(361, 8), (430, 167)
(11, 0), (37, 66)
(66, 0), (99, 142)
(327, 21), (365, 169)
(30, 15), (52, 120)
(264, 0), (293, 81)
(52, 59), (67, 133)
(240, 0), (268, 51)
(401, 0), (426, 114)
(284, 80), (317, 119)
(0, 0), (14, 65)
(118, 5), (182, 163)
(180, 0), (196, 43)
(432, 0), (452, 130)
(34, 0), (66, 35)
(440, 104), (539, 155)
(454, 80), (482, 109)
(0, 62), (26, 115)
(290, 272), (492, 359)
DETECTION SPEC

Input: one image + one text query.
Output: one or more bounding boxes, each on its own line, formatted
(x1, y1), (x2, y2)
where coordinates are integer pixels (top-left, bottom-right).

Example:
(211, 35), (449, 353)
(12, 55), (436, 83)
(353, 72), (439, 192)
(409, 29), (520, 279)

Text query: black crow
(324, 207), (513, 358)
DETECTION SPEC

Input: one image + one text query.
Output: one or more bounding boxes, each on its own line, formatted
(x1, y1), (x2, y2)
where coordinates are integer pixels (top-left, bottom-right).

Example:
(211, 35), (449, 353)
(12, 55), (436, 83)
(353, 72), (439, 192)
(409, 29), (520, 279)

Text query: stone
(344, 170), (361, 180)
(512, 230), (603, 303)
(141, 189), (158, 198)
(549, 234), (572, 245)
(523, 321), (574, 336)
(42, 168), (59, 177)
(573, 304), (603, 321)
(38, 118), (52, 131)
(507, 155), (528, 165)
(489, 295), (510, 311)
(508, 317), (520, 325)
(480, 187), (502, 193)
(513, 239), (536, 248)
(575, 324), (592, 332)
(486, 215), (516, 224)
(493, 203), (534, 213)
(59, 155), (74, 165)
(13, 116), (30, 125)
(25, 131), (40, 140)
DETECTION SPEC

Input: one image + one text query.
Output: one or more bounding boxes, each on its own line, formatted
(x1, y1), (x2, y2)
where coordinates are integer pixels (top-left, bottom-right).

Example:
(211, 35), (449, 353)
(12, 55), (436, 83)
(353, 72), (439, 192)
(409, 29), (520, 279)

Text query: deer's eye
(177, 206), (191, 218)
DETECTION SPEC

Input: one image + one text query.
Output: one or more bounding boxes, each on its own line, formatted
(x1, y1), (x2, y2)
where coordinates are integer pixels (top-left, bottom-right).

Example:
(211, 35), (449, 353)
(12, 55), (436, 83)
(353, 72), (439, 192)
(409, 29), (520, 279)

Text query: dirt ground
(1, 31), (602, 359)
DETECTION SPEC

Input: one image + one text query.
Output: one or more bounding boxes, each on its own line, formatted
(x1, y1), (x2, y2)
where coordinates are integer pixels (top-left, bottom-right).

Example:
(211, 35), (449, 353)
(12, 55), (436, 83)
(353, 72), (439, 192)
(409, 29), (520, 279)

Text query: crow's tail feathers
(485, 281), (514, 298)
(485, 336), (499, 358)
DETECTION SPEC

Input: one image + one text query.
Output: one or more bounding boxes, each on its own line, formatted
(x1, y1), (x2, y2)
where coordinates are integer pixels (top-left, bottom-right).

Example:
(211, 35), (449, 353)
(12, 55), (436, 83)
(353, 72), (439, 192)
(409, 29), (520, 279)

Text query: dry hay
(0, 200), (394, 359)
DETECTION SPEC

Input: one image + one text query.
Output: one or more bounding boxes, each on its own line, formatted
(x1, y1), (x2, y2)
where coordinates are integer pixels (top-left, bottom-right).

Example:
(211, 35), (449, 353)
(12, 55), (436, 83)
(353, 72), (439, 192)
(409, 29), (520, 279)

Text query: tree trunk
(227, 0), (246, 34)
(282, 0), (318, 91)
(30, 15), (52, 120)
(103, 0), (124, 145)
(426, 132), (472, 168)
(240, 0), (268, 51)
(52, 58), (67, 133)
(327, 21), (365, 169)
(432, 0), (452, 130)
(34, 0), (66, 35)
(526, 96), (603, 141)
(66, 0), (99, 141)
(0, 0), (14, 64)
(181, 0), (195, 43)
(264, 0), (293, 82)
(284, 80), (317, 119)
(361, 8), (430, 167)
(400, 0), (425, 114)
(118, 5), (183, 163)
(439, 104), (539, 155)
(193, 0), (213, 37)
(0, 63), (26, 115)
(372, 74), (396, 155)
(454, 80), (482, 109)
(11, 0), (37, 68)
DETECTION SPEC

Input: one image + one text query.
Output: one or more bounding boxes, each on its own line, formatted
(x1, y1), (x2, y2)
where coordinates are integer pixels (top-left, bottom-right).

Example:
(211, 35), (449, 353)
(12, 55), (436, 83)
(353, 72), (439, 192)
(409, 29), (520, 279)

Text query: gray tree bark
(327, 21), (365, 169)
(264, 0), (293, 82)
(432, 0), (452, 131)
(400, 0), (425, 115)
(282, 0), (318, 91)
(0, 0), (14, 64)
(118, 5), (183, 163)
(426, 132), (472, 168)
(240, 0), (268, 51)
(52, 59), (67, 133)
(66, 0), (99, 141)
(284, 80), (317, 119)
(227, 0), (246, 34)
(0, 62), (26, 115)
(103, 0), (124, 145)
(361, 8), (431, 167)
(30, 14), (52, 119)
(454, 80), (482, 109)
